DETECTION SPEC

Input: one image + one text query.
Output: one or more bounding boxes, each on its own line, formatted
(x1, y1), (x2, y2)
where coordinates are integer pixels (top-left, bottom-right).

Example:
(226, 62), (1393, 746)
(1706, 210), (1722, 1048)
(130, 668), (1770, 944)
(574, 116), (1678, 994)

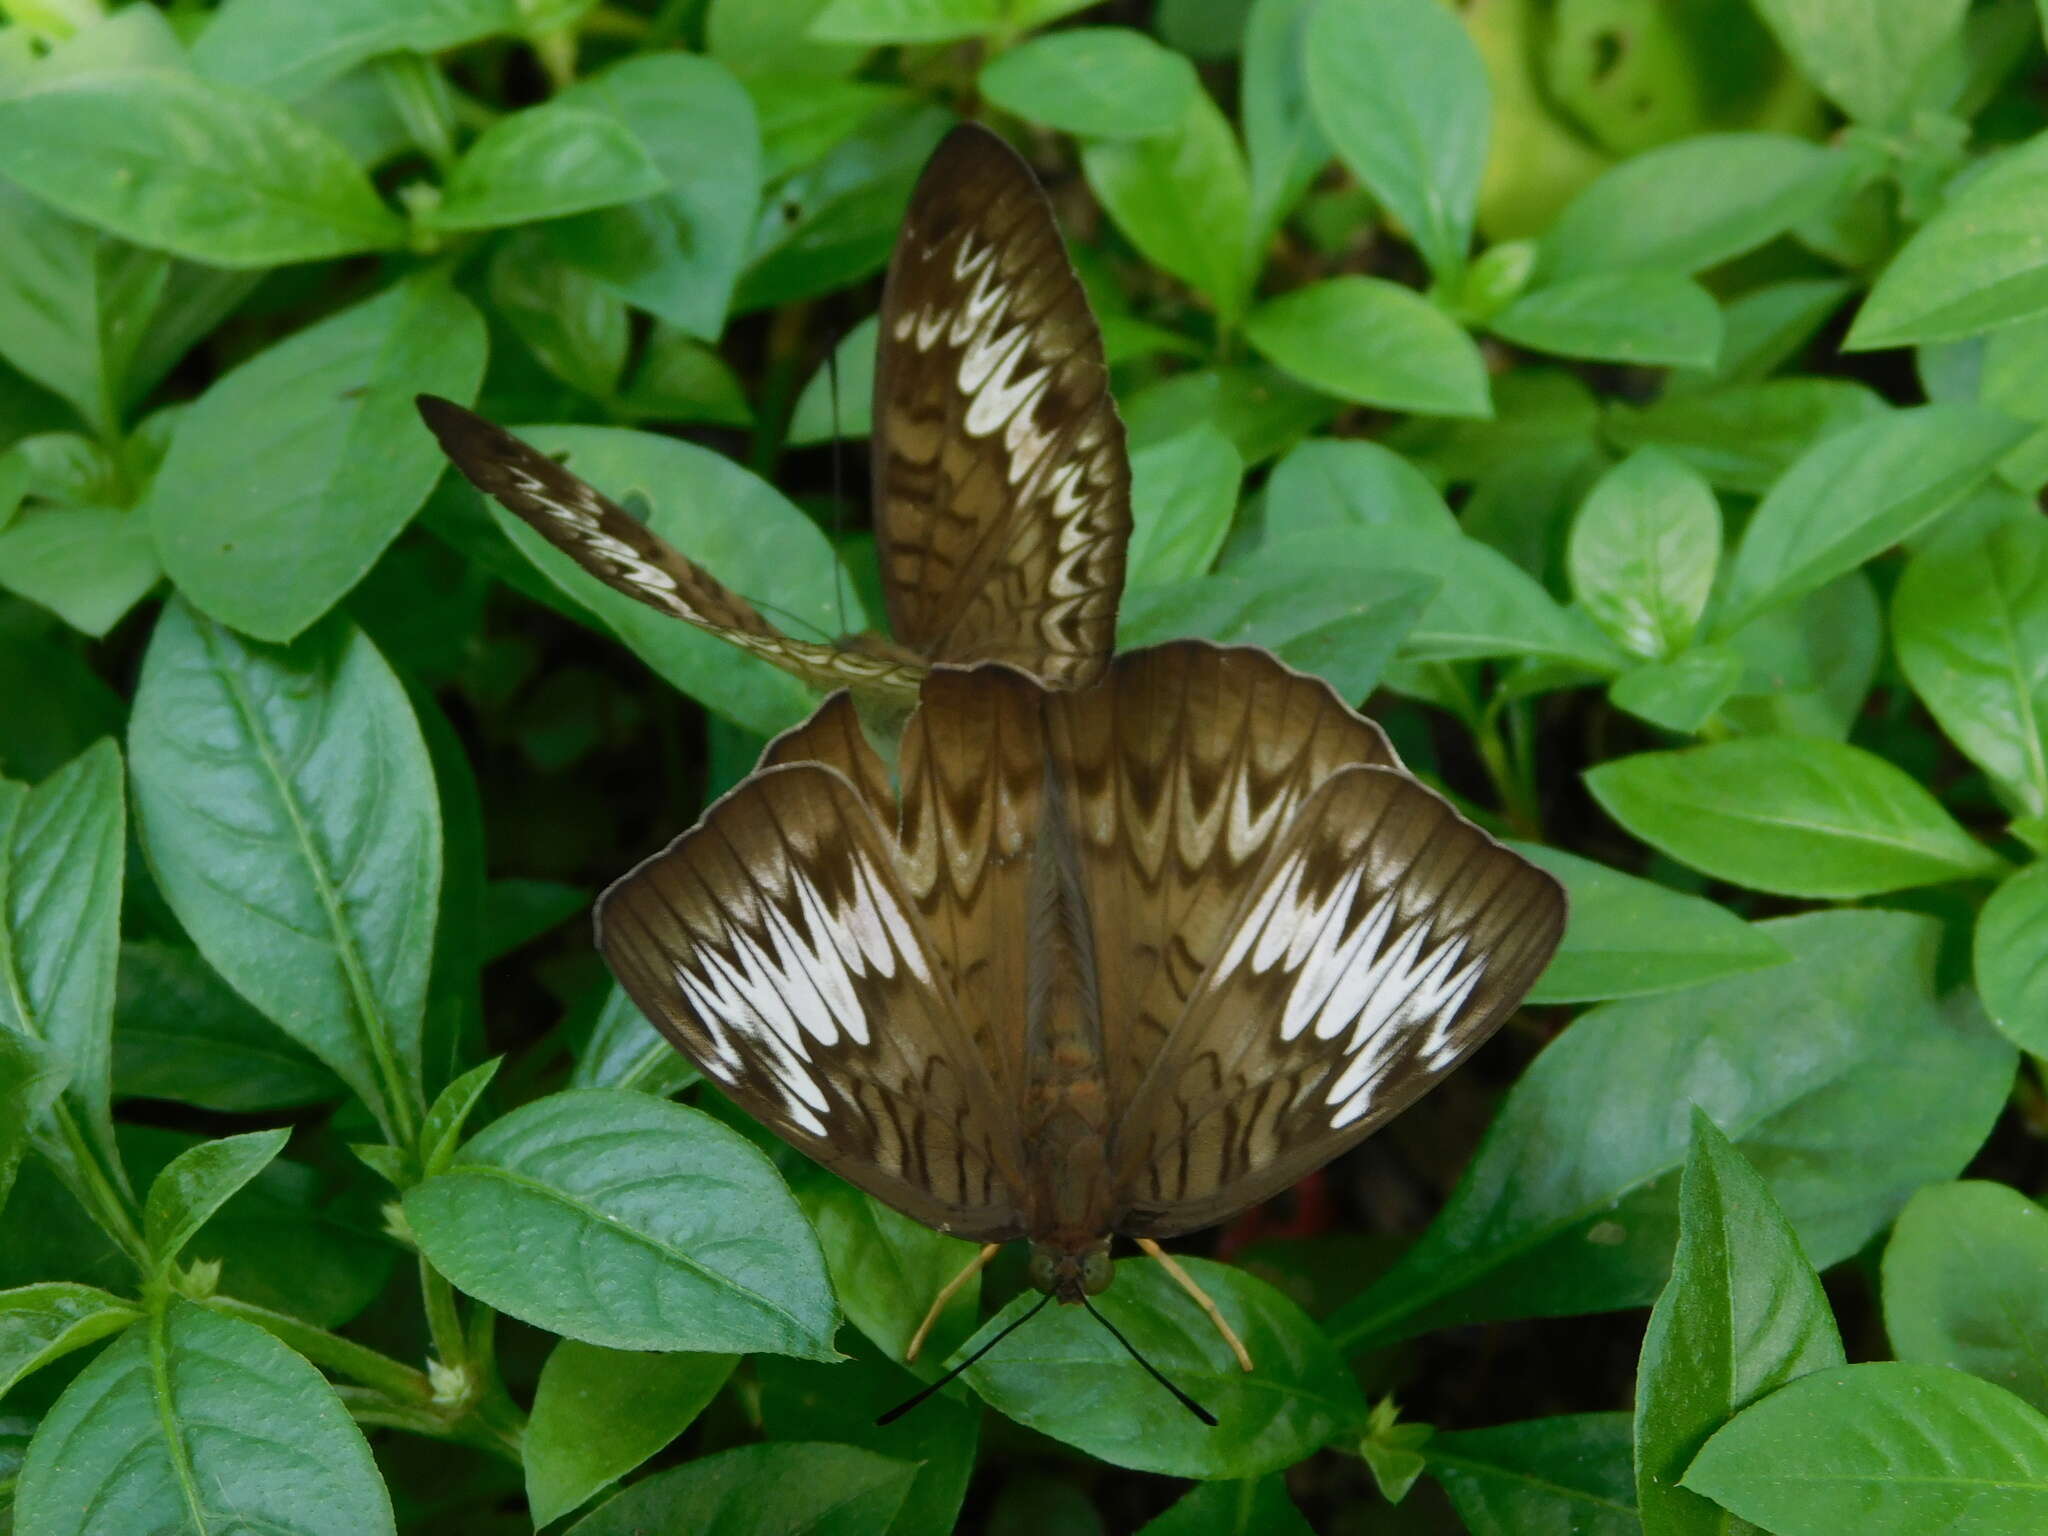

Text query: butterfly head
(1027, 1240), (1112, 1304)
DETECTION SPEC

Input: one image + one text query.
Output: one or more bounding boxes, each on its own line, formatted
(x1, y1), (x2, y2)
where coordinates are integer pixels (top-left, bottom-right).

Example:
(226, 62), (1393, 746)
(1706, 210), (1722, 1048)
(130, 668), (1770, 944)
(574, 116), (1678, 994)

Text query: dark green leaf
(1246, 276), (1492, 418)
(405, 1088), (837, 1357)
(1976, 860), (2048, 1053)
(797, 1175), (984, 1374)
(1137, 1478), (1313, 1536)
(142, 1128), (288, 1276)
(1682, 276), (1853, 388)
(1262, 437), (1459, 543)
(1749, 0), (1967, 125)
(0, 623), (122, 784)
(569, 982), (699, 1097)
(1634, 1113), (1844, 1536)
(526, 1341), (737, 1526)
(569, 1442), (916, 1535)
(113, 942), (340, 1112)
(1568, 447), (1720, 660)
(980, 29), (1196, 141)
(0, 1031), (63, 1213)
(14, 1299), (394, 1535)
(1428, 1414), (1637, 1536)
(1121, 366), (1336, 466)
(1125, 427), (1241, 588)
(1606, 378), (1887, 496)
(129, 602), (441, 1140)
(786, 316), (876, 446)
(1493, 271), (1722, 369)
(0, 1283), (138, 1402)
(488, 232), (627, 401)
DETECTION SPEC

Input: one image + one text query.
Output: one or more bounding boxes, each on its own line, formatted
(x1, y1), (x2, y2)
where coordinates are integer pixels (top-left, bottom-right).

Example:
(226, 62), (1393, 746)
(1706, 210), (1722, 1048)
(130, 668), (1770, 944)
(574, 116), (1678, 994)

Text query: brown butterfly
(597, 642), (1566, 1415)
(418, 123), (1130, 715)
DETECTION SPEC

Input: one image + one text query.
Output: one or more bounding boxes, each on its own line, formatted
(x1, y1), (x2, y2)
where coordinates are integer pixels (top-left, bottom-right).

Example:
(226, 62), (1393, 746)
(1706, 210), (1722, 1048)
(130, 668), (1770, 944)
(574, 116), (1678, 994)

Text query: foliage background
(2, 0), (2048, 1531)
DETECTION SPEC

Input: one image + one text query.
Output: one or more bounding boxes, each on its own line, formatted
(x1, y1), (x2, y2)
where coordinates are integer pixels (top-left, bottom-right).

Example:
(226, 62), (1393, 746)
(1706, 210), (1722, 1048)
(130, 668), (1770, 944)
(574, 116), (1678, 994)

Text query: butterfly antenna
(826, 340), (851, 641)
(877, 1293), (1052, 1427)
(1082, 1295), (1218, 1427)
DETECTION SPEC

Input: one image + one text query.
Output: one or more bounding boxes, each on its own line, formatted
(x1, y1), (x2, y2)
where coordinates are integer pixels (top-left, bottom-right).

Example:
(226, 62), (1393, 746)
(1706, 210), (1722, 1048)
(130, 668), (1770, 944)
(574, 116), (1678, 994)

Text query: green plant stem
(420, 1255), (468, 1377)
(206, 1295), (434, 1405)
(1475, 702), (1541, 840)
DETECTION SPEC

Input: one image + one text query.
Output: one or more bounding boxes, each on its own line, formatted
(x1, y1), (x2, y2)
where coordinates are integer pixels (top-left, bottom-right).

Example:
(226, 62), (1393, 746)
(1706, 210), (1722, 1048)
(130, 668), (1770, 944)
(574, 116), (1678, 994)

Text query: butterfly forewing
(874, 125), (1130, 686)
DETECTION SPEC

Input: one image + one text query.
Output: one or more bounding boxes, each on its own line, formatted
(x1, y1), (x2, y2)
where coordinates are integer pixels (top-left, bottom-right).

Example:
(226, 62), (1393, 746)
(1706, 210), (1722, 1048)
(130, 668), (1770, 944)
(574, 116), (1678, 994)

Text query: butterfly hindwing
(873, 124), (1130, 685)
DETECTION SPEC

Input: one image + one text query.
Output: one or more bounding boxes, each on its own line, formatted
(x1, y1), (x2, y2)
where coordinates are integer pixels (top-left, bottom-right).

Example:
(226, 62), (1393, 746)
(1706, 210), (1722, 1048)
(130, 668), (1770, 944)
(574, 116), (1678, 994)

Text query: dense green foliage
(2, 0), (2047, 1530)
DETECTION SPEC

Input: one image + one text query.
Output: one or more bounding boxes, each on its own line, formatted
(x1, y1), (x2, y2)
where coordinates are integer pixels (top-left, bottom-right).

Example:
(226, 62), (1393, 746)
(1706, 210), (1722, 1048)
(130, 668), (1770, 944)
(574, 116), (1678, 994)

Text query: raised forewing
(597, 761), (1029, 1239)
(1111, 764), (1564, 1239)
(873, 124), (1129, 685)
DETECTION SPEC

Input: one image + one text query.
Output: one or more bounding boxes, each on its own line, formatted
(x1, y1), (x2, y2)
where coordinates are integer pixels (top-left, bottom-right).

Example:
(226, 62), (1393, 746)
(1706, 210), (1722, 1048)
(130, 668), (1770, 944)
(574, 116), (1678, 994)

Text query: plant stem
(206, 1295), (434, 1405)
(420, 1256), (468, 1378)
(1474, 701), (1541, 840)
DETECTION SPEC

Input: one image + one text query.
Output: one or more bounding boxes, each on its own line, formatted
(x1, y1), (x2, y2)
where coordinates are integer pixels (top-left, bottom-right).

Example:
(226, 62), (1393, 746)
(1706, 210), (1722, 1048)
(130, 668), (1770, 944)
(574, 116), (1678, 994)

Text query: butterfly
(596, 641), (1566, 1416)
(417, 122), (1130, 716)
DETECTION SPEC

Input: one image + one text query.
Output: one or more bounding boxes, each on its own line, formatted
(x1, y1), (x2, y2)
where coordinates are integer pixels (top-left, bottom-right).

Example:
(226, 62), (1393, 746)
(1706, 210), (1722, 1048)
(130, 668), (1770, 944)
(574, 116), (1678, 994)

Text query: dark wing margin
(597, 760), (1029, 1240)
(1110, 764), (1564, 1240)
(417, 395), (923, 702)
(872, 124), (1129, 686)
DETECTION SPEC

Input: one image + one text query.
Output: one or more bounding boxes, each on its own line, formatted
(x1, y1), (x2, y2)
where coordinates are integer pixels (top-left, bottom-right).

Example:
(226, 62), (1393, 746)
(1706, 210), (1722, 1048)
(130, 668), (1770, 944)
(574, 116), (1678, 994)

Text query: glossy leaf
(1246, 276), (1492, 419)
(569, 983), (699, 1098)
(1885, 1181), (2048, 1416)
(1976, 861), (2048, 1052)
(1428, 1414), (1637, 1536)
(569, 1444), (915, 1533)
(1493, 271), (1722, 369)
(797, 1175), (984, 1374)
(0, 1282), (138, 1401)
(1568, 448), (1721, 660)
(142, 1128), (288, 1276)
(405, 1088), (837, 1357)
(980, 28), (1196, 141)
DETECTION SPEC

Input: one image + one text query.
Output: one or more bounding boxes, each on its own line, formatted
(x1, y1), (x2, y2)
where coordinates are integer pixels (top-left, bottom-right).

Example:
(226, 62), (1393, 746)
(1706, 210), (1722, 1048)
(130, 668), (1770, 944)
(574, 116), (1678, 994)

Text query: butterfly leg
(906, 1242), (1003, 1363)
(1135, 1237), (1254, 1373)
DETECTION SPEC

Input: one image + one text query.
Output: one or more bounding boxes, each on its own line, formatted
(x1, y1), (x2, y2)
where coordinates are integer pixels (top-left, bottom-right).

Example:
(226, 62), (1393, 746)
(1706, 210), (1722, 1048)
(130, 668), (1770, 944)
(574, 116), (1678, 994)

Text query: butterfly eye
(1082, 1250), (1113, 1295)
(1027, 1249), (1059, 1294)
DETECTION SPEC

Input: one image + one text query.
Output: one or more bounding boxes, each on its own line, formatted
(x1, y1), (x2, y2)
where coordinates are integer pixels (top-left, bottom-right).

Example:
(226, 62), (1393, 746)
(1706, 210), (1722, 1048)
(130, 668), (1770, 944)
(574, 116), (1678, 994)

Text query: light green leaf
(193, 0), (519, 101)
(808, 0), (1005, 43)
(981, 28), (1196, 141)
(1748, 0), (1967, 125)
(430, 102), (666, 231)
(1606, 378), (1887, 496)
(489, 230), (627, 400)
(1247, 277), (1492, 418)
(1568, 447), (1721, 660)
(786, 316), (876, 446)
(797, 1174), (983, 1377)
(0, 1282), (138, 1402)
(1493, 270), (1721, 368)
(1720, 569), (1882, 740)
(1242, 0), (1330, 245)
(1609, 648), (1745, 734)
(1126, 426), (1242, 588)
(1262, 437), (1458, 542)
(1976, 861), (2048, 1053)
(0, 505), (159, 638)
(142, 1128), (288, 1275)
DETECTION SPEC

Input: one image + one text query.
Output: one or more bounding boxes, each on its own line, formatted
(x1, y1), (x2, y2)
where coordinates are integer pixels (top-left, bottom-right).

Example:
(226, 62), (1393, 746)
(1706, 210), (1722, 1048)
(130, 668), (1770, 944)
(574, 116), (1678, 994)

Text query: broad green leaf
(1894, 505), (2048, 818)
(1126, 427), (1241, 588)
(545, 54), (761, 339)
(1247, 276), (1492, 418)
(1082, 88), (1252, 325)
(1513, 844), (1788, 1004)
(1719, 403), (2026, 629)
(1331, 911), (2014, 1348)
(1304, 0), (1488, 279)
(15, 1299), (393, 1535)
(129, 602), (441, 1141)
(526, 1342), (737, 1526)
(1493, 271), (1722, 369)
(0, 505), (159, 638)
(1976, 861), (2048, 1053)
(0, 1283), (138, 1402)
(708, 0), (868, 77)
(1852, 132), (2048, 347)
(1635, 1114), (1844, 1536)
(618, 326), (754, 428)
(113, 942), (340, 1112)
(1428, 1414), (1637, 1536)
(797, 1176), (983, 1375)
(406, 1088), (837, 1358)
(141, 1128), (287, 1276)
(1684, 1363), (2048, 1534)
(150, 272), (486, 642)
(809, 0), (1003, 43)
(569, 982), (698, 1098)
(786, 315), (877, 446)
(1749, 0), (1967, 125)
(1885, 1181), (2048, 1416)
(1542, 134), (1849, 279)
(1262, 436), (1459, 544)
(1682, 276), (1854, 388)
(1568, 447), (1720, 660)
(0, 740), (123, 1181)
(1138, 1477), (1314, 1535)
(430, 102), (666, 231)
(1242, 0), (1329, 244)
(980, 28), (1196, 141)
(1721, 570), (1882, 741)
(193, 0), (518, 100)
(481, 425), (846, 738)
(0, 1031), (63, 1212)
(1121, 365), (1336, 466)
(1609, 648), (1745, 734)
(960, 1257), (1363, 1476)
(568, 1442), (916, 1536)
(1606, 378), (1888, 496)
(0, 623), (122, 784)
(488, 232), (627, 400)
(1587, 736), (2005, 897)
(0, 72), (404, 265)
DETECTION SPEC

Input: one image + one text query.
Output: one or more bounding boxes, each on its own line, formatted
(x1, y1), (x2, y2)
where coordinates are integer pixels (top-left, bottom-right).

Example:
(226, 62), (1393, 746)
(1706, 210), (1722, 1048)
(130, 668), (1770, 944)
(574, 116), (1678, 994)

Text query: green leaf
(808, 0), (1002, 43)
(1684, 1363), (2048, 1534)
(149, 272), (486, 642)
(1542, 134), (1849, 279)
(1513, 844), (1789, 1005)
(1749, 0), (1967, 125)
(479, 425), (846, 738)
(568, 1442), (916, 1535)
(1126, 427), (1242, 588)
(1634, 1113), (1844, 1536)
(1353, 525), (1618, 669)
(1609, 648), (1745, 734)
(142, 1128), (287, 1275)
(405, 1088), (837, 1358)
(1684, 276), (1854, 388)
(1121, 365), (1336, 466)
(430, 102), (666, 231)
(980, 28), (1196, 141)
(1331, 911), (2014, 1348)
(1248, 277), (1491, 418)
(1262, 436), (1458, 543)
(0, 739), (124, 1182)
(545, 54), (761, 340)
(0, 505), (160, 638)
(1721, 570), (1882, 740)
(1493, 270), (1722, 369)
(0, 1031), (64, 1213)
(526, 1342), (737, 1526)
(1976, 861), (2048, 1052)
(1884, 1181), (2048, 1417)
(618, 326), (754, 428)
(1082, 88), (1252, 325)
(1719, 403), (2026, 629)
(489, 231), (627, 401)
(16, 1299), (393, 1535)
(1587, 735), (2006, 897)
(1568, 447), (1720, 660)
(1304, 0), (1488, 279)
(1242, 0), (1330, 245)
(0, 1282), (138, 1402)
(569, 982), (698, 1097)
(113, 942), (340, 1112)
(0, 72), (404, 265)
(797, 1176), (984, 1374)
(129, 601), (441, 1141)
(1852, 133), (2048, 347)
(1427, 1414), (1637, 1536)
(960, 1257), (1363, 1476)
(1606, 378), (1888, 496)
(1894, 504), (2048, 819)
(192, 0), (518, 101)
(786, 316), (876, 446)
(708, 0), (869, 77)
(417, 1055), (499, 1177)
(1137, 1478), (1314, 1536)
